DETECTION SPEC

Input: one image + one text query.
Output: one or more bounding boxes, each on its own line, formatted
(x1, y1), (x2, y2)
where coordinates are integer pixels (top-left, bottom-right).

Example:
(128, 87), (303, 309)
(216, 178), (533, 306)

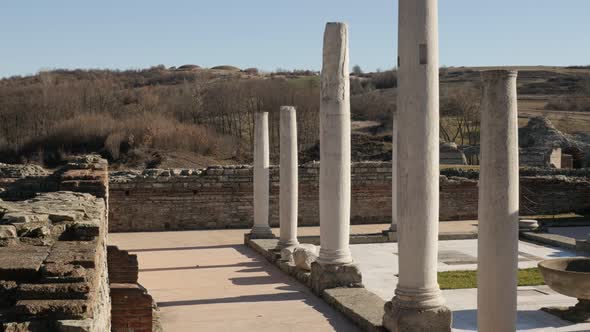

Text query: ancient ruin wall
(0, 156), (111, 331)
(107, 246), (153, 332)
(109, 162), (590, 232)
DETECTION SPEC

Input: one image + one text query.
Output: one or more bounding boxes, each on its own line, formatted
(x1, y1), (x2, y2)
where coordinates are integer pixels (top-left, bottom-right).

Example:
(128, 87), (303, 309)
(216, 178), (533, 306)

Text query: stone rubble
(293, 244), (320, 271)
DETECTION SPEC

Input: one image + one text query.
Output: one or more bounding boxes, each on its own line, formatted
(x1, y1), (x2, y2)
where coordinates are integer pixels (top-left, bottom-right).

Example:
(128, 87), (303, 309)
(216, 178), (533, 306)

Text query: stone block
(323, 287), (386, 332)
(0, 225), (17, 239)
(293, 244), (319, 271)
(2, 212), (49, 225)
(382, 300), (452, 332)
(15, 299), (90, 320)
(41, 263), (88, 283)
(66, 222), (100, 240)
(55, 319), (94, 332)
(310, 262), (362, 294)
(280, 245), (297, 262)
(17, 282), (91, 300)
(0, 245), (50, 280)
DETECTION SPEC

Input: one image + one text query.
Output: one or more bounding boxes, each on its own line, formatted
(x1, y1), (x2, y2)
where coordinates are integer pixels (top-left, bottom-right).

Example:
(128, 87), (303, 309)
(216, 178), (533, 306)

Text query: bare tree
(440, 84), (481, 146)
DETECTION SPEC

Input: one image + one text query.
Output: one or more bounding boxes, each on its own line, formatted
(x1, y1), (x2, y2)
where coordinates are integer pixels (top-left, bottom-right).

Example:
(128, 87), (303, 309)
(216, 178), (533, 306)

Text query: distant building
(520, 147), (563, 168)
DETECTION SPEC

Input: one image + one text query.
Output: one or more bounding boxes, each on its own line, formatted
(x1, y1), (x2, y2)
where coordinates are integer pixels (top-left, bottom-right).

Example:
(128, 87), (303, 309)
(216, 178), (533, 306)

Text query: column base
(277, 239), (300, 249)
(383, 300), (452, 332)
(248, 226), (275, 239)
(310, 261), (362, 295)
(382, 229), (398, 242)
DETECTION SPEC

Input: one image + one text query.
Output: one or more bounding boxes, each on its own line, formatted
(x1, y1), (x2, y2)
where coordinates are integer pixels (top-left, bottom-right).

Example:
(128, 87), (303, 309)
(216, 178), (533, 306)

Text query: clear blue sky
(1, 0), (589, 78)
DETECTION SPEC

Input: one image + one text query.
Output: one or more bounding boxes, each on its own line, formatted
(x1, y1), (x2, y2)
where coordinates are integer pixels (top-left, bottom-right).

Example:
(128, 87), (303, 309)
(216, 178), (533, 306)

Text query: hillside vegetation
(0, 65), (589, 168)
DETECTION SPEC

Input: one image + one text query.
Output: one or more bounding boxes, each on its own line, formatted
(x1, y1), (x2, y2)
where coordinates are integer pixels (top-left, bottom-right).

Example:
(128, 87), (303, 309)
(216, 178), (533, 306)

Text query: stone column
(310, 22), (361, 294)
(278, 106), (300, 248)
(250, 112), (274, 239)
(383, 0), (452, 330)
(390, 111), (398, 233)
(478, 70), (519, 332)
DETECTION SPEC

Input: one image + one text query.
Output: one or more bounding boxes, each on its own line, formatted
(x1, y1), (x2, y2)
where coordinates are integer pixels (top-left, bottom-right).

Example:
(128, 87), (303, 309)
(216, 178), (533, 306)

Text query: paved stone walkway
(109, 229), (359, 332)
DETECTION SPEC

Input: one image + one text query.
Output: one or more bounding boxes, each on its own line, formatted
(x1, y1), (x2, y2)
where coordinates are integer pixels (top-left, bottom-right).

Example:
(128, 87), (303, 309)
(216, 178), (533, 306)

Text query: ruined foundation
(383, 300), (453, 332)
(0, 156), (112, 331)
(310, 262), (362, 294)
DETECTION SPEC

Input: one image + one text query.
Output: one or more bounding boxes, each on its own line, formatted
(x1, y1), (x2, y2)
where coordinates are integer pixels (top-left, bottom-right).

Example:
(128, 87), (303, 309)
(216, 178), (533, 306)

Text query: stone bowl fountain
(538, 258), (590, 322)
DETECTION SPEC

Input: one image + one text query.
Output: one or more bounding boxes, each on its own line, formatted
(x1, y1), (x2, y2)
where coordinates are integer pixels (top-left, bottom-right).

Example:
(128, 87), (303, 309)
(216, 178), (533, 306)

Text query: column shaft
(384, 0), (452, 330)
(391, 111), (398, 231)
(478, 70), (519, 332)
(251, 112), (273, 238)
(395, 0), (443, 306)
(279, 106), (299, 247)
(318, 22), (353, 265)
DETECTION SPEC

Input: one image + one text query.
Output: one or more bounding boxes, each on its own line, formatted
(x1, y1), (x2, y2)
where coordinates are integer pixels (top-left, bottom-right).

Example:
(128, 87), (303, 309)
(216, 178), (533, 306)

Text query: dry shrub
(545, 96), (590, 112)
(16, 113), (234, 165)
(105, 131), (126, 159)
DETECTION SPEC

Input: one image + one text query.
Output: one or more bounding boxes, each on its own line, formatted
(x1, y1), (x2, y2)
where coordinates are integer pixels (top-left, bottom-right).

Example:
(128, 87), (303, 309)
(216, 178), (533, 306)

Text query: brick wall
(107, 246), (139, 284)
(0, 155), (112, 331)
(110, 284), (153, 332)
(108, 162), (590, 232)
(107, 245), (153, 332)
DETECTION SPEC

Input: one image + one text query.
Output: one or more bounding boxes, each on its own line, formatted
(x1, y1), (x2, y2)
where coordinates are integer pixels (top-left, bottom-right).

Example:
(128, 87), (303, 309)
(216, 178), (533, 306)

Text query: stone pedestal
(383, 301), (452, 332)
(250, 112), (274, 239)
(312, 22), (362, 291)
(383, 0), (451, 330)
(310, 261), (362, 294)
(478, 70), (519, 332)
(542, 299), (590, 323)
(278, 106), (300, 248)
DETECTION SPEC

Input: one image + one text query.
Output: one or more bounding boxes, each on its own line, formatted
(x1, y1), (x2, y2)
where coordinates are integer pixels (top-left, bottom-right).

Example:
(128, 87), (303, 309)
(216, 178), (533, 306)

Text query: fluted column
(383, 0), (452, 330)
(478, 70), (519, 332)
(250, 112), (274, 239)
(278, 106), (300, 248)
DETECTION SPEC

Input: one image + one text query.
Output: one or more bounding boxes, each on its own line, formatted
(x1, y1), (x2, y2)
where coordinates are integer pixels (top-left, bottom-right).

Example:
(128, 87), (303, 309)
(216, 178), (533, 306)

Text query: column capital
(481, 69), (518, 81)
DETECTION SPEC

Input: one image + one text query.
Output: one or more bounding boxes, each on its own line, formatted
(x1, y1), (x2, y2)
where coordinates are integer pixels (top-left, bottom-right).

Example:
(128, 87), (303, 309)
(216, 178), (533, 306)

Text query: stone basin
(538, 258), (590, 299)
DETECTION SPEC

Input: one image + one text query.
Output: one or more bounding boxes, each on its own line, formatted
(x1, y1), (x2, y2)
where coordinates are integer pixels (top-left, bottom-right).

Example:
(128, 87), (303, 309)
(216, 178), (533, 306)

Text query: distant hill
(0, 65), (588, 168)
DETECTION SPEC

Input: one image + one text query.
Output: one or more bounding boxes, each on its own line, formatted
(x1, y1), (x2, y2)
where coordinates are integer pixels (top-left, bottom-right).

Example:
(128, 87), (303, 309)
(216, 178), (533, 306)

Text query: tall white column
(478, 70), (519, 332)
(390, 111), (398, 232)
(318, 22), (352, 265)
(383, 0), (451, 330)
(311, 22), (361, 294)
(278, 106), (300, 248)
(250, 112), (274, 239)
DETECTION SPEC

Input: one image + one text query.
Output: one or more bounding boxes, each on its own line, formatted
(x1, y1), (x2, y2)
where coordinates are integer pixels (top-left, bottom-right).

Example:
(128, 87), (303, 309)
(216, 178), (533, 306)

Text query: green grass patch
(288, 76), (320, 88)
(438, 268), (545, 290)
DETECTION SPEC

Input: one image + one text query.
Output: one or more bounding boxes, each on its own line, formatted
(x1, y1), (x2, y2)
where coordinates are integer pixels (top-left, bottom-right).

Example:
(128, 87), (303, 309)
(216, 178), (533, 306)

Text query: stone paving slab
(549, 226), (590, 241)
(109, 229), (360, 332)
(323, 288), (387, 332)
